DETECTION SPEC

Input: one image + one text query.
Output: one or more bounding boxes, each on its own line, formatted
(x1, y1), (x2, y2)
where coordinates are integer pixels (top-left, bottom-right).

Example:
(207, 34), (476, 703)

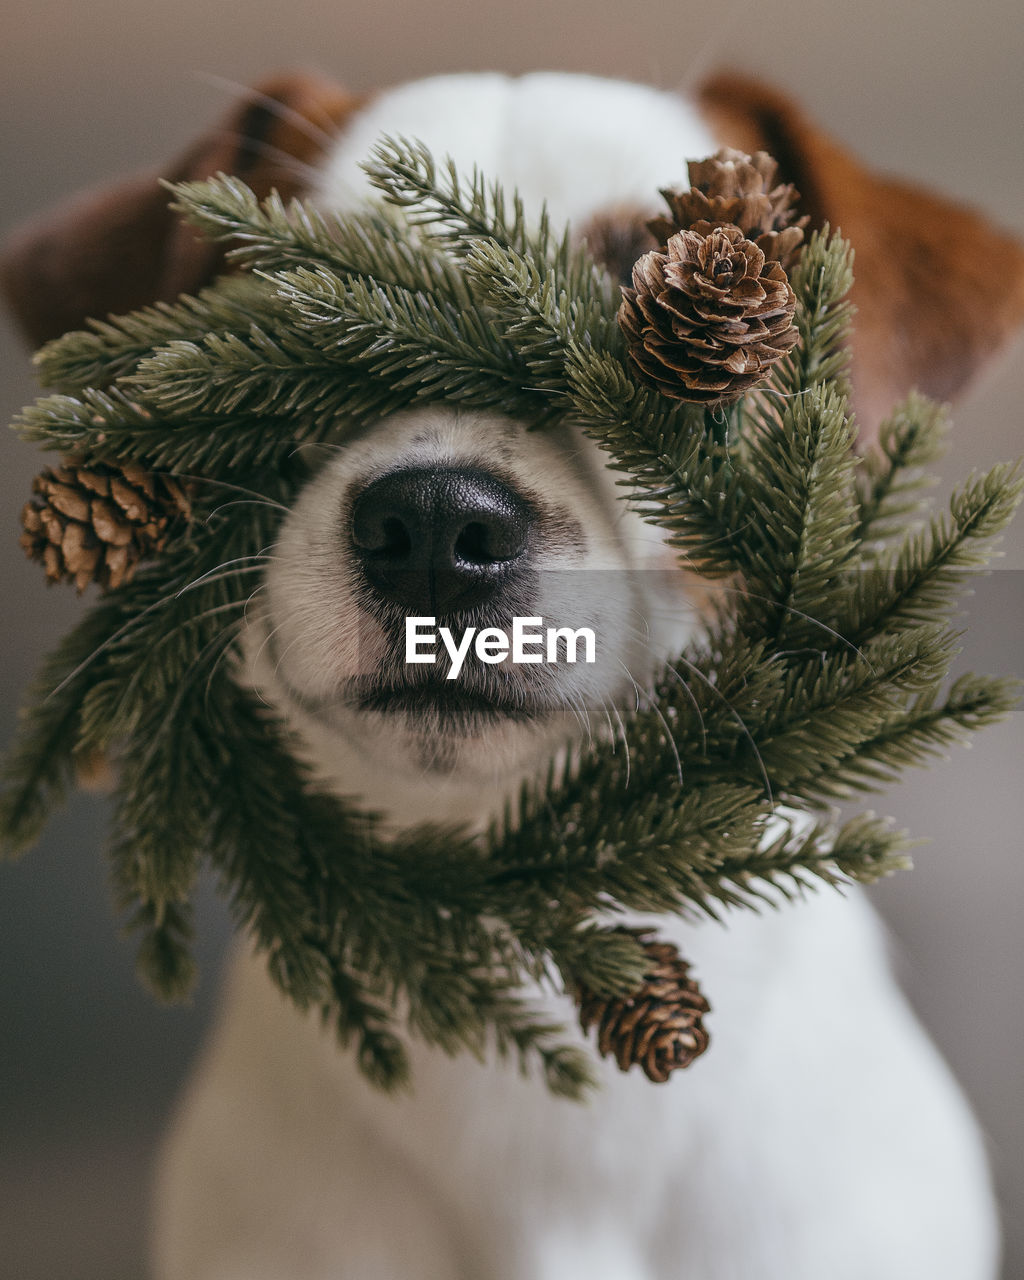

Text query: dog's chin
(263, 660), (575, 784)
(239, 617), (582, 801)
(352, 679), (553, 730)
(342, 673), (557, 774)
(351, 690), (568, 778)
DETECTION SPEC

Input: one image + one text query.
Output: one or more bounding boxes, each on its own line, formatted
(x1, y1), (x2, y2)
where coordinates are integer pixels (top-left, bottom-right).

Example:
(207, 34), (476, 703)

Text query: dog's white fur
(152, 74), (1000, 1279)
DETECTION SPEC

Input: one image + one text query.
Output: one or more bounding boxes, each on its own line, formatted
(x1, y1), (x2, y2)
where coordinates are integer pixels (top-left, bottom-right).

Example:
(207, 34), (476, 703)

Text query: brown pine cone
(618, 225), (799, 404)
(20, 461), (191, 592)
(648, 147), (808, 271)
(577, 935), (711, 1082)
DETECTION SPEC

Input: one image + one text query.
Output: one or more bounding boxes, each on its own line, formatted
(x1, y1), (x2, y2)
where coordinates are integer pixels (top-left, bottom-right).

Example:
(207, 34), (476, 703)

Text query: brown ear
(698, 71), (1024, 437)
(1, 73), (364, 348)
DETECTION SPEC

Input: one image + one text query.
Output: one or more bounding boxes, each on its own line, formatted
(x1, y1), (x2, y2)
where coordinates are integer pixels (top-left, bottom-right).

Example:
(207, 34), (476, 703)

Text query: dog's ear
(1, 73), (363, 347)
(699, 71), (1024, 437)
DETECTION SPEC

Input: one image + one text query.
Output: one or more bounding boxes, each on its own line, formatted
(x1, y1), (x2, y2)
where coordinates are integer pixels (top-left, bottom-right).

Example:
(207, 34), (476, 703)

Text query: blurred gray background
(1, 1), (1022, 1277)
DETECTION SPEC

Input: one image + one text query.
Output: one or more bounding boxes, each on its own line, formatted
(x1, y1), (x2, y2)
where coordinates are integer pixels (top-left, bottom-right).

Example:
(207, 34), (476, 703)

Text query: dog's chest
(160, 877), (996, 1279)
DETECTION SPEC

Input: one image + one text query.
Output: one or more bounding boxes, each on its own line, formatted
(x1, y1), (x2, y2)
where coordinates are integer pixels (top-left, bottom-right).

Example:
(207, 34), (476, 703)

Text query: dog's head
(5, 71), (1024, 822)
(254, 403), (683, 803)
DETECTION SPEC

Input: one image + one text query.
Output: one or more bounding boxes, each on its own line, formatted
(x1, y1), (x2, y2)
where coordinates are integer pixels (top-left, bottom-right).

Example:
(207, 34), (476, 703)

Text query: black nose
(349, 466), (533, 613)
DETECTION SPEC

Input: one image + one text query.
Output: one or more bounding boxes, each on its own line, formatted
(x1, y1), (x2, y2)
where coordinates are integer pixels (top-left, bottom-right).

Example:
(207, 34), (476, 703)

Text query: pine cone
(20, 461), (191, 592)
(577, 935), (711, 1082)
(648, 147), (808, 271)
(618, 225), (798, 404)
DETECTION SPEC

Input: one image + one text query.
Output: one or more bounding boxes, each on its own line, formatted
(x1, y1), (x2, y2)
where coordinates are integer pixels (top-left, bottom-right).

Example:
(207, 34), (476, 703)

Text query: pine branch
(323, 966), (411, 1092)
(244, 767), (600, 1093)
(783, 674), (1022, 798)
(717, 810), (914, 902)
(125, 898), (198, 1004)
(855, 393), (950, 545)
(845, 461), (1024, 641)
(169, 176), (481, 310)
(14, 385), (340, 475)
(726, 626), (961, 800)
(770, 227), (854, 402)
(200, 685), (336, 1010)
(0, 604), (122, 857)
(547, 925), (649, 999)
(485, 762), (767, 921)
(126, 326), (415, 429)
(462, 235), (620, 371)
(739, 383), (860, 645)
(33, 275), (275, 393)
(463, 237), (752, 585)
(2, 471), (287, 863)
(456, 238), (708, 486)
(270, 266), (550, 418)
(363, 136), (556, 262)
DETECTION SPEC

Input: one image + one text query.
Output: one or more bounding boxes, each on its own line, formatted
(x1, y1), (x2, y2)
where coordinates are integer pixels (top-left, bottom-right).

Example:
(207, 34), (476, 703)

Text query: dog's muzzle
(349, 465), (534, 614)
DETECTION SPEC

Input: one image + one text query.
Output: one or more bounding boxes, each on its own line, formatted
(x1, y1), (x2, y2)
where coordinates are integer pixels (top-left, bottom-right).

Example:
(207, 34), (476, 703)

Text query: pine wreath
(1, 139), (1021, 1097)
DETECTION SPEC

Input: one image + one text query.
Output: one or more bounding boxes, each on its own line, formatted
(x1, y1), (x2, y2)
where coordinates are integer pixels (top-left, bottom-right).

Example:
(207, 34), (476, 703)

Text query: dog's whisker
(224, 134), (326, 188)
(562, 688), (593, 743)
(203, 500), (291, 522)
(115, 600), (255, 763)
(193, 71), (341, 151)
(174, 555), (274, 599)
(259, 615), (338, 699)
(673, 651), (772, 807)
(142, 619), (251, 758)
(203, 615), (259, 710)
(651, 653), (709, 759)
(589, 689), (622, 756)
(619, 656), (684, 787)
(621, 566), (868, 666)
(249, 613), (298, 683)
(608, 700), (631, 788)
(611, 614), (769, 797)
(239, 581), (268, 627)
(705, 581), (870, 665)
(46, 593), (175, 701)
(207, 129), (326, 192)
(607, 658), (648, 767)
(172, 473), (295, 515)
(49, 569), (258, 706)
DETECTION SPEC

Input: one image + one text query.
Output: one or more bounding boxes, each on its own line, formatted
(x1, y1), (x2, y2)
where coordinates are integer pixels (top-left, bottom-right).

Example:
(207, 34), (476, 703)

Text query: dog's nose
(350, 466), (533, 612)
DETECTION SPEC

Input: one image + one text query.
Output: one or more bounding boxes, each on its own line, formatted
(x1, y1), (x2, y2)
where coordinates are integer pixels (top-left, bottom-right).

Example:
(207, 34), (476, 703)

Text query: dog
(5, 70), (1024, 1280)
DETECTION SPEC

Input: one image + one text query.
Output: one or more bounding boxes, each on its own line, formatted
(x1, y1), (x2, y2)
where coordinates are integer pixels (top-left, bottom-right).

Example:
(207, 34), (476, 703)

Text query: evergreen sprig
(3, 141), (1020, 1097)
(855, 392), (950, 546)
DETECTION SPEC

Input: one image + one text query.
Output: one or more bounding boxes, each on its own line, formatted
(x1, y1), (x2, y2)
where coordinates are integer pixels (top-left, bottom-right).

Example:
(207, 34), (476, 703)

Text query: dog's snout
(350, 466), (532, 612)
